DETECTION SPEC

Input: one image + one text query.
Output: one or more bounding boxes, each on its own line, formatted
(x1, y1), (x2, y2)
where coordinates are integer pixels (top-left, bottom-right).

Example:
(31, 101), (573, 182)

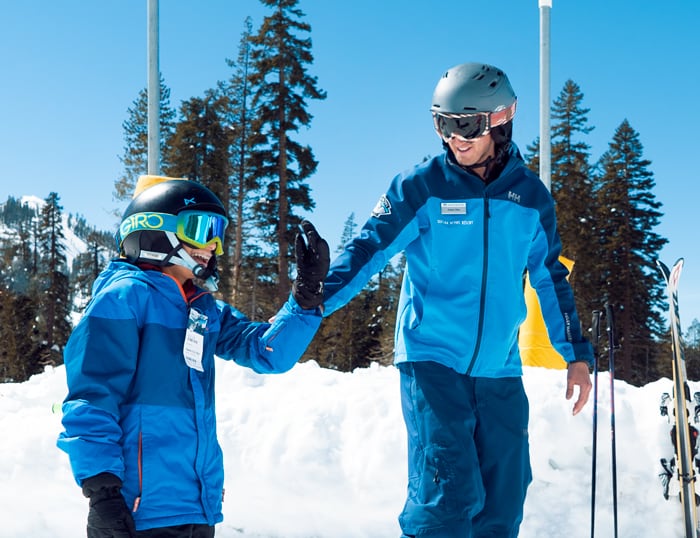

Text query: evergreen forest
(1, 0), (697, 385)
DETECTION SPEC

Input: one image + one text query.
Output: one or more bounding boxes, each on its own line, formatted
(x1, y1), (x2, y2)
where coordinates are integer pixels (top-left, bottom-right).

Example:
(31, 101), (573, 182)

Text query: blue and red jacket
(323, 145), (593, 376)
(57, 260), (322, 530)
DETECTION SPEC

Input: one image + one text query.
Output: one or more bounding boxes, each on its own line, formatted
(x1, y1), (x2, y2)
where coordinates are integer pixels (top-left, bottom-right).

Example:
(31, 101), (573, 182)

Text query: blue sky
(1, 0), (698, 330)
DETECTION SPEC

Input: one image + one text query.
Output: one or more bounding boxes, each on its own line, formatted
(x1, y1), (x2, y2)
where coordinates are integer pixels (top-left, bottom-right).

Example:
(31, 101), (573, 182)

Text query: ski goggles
(432, 101), (517, 141)
(118, 211), (228, 255)
(175, 210), (228, 255)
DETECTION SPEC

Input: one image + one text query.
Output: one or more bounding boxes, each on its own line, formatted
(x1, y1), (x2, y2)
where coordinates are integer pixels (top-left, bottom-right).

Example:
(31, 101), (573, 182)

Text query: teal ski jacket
(323, 145), (593, 376)
(57, 260), (322, 530)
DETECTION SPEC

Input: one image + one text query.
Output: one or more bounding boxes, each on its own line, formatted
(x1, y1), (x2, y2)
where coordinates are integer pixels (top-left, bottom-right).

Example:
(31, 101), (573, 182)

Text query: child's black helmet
(116, 176), (228, 291)
(123, 177), (226, 217)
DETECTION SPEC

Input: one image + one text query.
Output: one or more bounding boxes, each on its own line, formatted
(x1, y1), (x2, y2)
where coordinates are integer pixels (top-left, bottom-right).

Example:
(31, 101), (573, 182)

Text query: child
(57, 176), (329, 537)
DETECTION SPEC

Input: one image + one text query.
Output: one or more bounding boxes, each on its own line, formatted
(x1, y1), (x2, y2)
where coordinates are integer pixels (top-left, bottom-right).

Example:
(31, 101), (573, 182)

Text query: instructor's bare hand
(566, 361), (592, 416)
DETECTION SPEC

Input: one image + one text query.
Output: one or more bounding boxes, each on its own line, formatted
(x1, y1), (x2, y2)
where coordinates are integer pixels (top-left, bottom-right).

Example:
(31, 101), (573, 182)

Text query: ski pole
(590, 310), (602, 538)
(605, 302), (620, 538)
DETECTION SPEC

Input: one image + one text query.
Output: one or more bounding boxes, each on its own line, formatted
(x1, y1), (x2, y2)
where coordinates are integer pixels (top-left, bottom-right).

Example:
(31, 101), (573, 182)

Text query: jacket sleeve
(56, 284), (142, 485)
(323, 172), (423, 317)
(527, 197), (594, 366)
(215, 295), (322, 374)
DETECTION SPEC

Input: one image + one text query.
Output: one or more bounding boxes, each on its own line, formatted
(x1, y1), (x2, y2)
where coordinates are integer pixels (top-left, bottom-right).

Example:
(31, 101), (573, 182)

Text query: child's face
(162, 243), (216, 285)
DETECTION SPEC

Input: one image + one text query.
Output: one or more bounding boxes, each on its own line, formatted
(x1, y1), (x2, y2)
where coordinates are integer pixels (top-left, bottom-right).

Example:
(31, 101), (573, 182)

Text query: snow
(0, 360), (693, 537)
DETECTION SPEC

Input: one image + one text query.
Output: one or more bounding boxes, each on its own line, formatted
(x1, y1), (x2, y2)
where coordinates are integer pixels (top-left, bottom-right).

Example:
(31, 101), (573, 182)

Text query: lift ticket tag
(183, 309), (207, 371)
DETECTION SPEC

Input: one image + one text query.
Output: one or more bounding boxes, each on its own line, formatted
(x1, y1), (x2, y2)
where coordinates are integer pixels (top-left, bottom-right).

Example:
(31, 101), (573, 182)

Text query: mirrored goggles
(176, 210), (228, 255)
(432, 101), (517, 142)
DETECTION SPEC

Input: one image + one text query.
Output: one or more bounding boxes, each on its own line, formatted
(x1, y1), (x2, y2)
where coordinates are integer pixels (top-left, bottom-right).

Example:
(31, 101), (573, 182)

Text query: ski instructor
(321, 62), (594, 536)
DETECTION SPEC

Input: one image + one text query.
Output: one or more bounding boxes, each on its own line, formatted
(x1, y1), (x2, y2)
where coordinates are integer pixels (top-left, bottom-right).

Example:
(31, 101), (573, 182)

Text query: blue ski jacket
(323, 145), (593, 376)
(57, 260), (322, 531)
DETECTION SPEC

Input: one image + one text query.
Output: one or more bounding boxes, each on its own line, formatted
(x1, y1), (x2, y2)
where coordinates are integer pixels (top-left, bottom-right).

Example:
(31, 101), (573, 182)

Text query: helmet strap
(163, 232), (220, 292)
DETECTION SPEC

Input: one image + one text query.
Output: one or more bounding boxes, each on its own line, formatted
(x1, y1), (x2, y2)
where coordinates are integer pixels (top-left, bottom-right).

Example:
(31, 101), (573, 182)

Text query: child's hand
(292, 220), (330, 309)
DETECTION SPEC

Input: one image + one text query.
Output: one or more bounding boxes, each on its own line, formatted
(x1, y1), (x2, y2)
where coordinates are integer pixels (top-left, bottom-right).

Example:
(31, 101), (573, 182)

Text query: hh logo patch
(441, 202), (467, 215)
(372, 194), (392, 217)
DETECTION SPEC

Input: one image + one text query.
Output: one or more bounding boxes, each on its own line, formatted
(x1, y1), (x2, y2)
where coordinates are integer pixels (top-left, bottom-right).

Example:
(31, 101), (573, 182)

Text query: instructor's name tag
(441, 202), (467, 215)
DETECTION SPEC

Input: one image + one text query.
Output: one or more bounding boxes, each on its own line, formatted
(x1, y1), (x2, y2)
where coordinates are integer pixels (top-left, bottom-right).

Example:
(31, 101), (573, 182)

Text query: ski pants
(397, 361), (532, 537)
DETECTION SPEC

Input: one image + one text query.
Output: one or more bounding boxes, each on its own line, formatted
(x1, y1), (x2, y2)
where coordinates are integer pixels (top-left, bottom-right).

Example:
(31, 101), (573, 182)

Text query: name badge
(441, 202), (467, 215)
(183, 309), (207, 372)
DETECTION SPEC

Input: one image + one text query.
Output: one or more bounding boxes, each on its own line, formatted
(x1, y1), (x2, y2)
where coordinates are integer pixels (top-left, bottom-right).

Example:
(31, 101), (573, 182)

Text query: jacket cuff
(81, 472), (123, 498)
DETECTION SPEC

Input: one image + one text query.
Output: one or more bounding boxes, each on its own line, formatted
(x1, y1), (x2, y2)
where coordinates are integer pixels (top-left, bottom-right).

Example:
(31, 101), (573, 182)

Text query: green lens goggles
(176, 210), (228, 255)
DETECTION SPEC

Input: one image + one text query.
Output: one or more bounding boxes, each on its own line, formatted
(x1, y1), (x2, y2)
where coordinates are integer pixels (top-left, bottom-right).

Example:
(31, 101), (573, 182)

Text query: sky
(1, 1), (698, 328)
(1, 359), (697, 537)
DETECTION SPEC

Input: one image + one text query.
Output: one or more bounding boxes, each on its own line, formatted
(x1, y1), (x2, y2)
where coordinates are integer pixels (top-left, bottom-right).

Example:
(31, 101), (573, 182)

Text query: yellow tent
(519, 256), (574, 369)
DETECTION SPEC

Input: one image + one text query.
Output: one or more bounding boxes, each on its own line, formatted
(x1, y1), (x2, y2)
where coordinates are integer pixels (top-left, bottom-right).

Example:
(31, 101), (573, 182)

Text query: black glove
(292, 220), (330, 309)
(82, 472), (137, 538)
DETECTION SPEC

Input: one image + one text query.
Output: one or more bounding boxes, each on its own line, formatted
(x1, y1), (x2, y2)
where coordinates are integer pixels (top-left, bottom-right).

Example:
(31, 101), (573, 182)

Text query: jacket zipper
(131, 430), (143, 512)
(466, 192), (490, 375)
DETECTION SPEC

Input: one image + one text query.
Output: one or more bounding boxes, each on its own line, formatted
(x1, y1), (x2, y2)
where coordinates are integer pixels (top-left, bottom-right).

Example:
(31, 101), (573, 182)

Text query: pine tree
(165, 91), (234, 297)
(248, 0), (327, 303)
(0, 196), (36, 226)
(35, 192), (72, 366)
(371, 254), (404, 365)
(306, 214), (365, 370)
(596, 120), (668, 384)
(0, 287), (21, 381)
(0, 287), (40, 382)
(71, 229), (114, 311)
(0, 200), (39, 381)
(547, 80), (601, 321)
(304, 214), (403, 371)
(115, 75), (176, 203)
(233, 244), (279, 321)
(1, 197), (117, 380)
(685, 319), (700, 380)
(218, 17), (264, 307)
(166, 93), (231, 192)
(0, 213), (33, 295)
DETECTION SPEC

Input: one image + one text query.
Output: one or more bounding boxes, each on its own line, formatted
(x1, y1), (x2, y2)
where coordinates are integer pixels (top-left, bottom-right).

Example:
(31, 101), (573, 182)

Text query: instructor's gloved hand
(82, 472), (137, 538)
(292, 220), (330, 310)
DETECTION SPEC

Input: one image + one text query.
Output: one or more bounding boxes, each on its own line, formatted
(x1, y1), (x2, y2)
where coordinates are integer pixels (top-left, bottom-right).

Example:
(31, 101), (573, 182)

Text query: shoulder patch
(371, 194), (392, 218)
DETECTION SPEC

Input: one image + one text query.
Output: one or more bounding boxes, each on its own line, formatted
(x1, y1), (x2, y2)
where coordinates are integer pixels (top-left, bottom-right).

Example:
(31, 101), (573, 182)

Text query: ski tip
(657, 258), (684, 282)
(670, 259), (684, 286)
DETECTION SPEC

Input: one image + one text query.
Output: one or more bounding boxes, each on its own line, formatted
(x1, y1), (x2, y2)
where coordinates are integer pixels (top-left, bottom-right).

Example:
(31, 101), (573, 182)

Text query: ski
(657, 258), (700, 538)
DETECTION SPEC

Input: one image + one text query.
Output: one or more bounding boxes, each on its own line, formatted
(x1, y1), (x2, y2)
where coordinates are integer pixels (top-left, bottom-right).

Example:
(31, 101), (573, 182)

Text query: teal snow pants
(398, 362), (532, 537)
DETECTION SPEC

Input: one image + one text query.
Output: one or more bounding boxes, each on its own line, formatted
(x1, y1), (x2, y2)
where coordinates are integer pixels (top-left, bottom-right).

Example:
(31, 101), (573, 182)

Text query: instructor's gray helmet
(431, 62), (517, 115)
(431, 63), (517, 147)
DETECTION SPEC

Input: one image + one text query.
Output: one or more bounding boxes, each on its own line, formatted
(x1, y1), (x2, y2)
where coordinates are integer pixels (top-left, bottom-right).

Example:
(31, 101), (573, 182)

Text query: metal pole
(590, 310), (602, 538)
(147, 0), (160, 175)
(539, 0), (551, 191)
(605, 303), (619, 538)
